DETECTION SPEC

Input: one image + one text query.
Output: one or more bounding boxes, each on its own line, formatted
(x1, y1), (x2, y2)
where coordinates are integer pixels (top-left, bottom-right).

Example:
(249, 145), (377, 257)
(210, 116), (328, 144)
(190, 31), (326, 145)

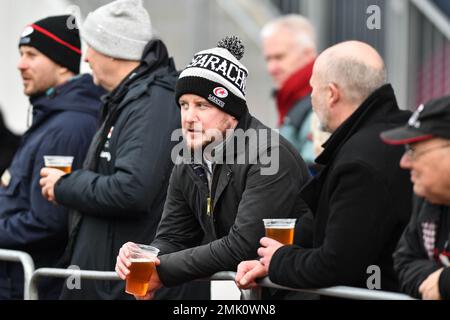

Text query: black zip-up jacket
(54, 40), (185, 299)
(394, 197), (450, 299)
(152, 111), (311, 286)
(269, 84), (413, 292)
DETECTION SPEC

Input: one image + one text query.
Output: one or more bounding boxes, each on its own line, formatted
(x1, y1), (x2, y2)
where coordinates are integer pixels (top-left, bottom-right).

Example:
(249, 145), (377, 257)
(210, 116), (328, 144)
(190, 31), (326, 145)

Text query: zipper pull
(207, 196), (212, 216)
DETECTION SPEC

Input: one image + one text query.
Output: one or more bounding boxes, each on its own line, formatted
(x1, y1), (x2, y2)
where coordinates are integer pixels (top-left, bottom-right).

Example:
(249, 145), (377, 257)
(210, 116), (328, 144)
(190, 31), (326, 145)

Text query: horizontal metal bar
(206, 271), (238, 281)
(27, 267), (415, 300)
(0, 249), (35, 300)
(28, 269), (245, 300)
(28, 268), (121, 300)
(257, 278), (416, 300)
(32, 268), (120, 280)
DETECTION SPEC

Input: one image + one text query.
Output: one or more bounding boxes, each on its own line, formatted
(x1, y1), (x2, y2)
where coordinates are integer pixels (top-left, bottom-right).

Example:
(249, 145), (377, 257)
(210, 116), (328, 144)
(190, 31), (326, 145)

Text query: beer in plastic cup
(263, 219), (296, 245)
(43, 156), (74, 174)
(125, 244), (160, 297)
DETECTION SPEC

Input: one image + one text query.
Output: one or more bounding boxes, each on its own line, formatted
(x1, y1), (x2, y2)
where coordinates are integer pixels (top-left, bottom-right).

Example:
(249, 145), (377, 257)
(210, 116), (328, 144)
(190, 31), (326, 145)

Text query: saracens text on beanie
(185, 53), (248, 96)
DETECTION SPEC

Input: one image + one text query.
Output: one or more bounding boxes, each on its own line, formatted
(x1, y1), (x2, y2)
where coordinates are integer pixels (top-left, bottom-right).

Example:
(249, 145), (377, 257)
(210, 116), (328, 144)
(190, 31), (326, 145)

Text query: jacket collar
(100, 39), (176, 120)
(188, 111), (252, 185)
(316, 84), (399, 166)
(29, 74), (103, 130)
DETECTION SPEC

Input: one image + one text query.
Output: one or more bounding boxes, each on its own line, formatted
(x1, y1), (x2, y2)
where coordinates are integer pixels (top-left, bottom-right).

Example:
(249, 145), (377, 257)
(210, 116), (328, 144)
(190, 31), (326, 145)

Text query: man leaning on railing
(236, 41), (413, 295)
(382, 96), (450, 300)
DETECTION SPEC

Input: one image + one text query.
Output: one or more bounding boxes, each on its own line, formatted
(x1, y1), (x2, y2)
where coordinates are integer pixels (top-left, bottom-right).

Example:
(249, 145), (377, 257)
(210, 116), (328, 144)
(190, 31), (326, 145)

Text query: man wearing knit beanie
(0, 15), (103, 299)
(18, 15), (81, 96)
(115, 36), (310, 300)
(40, 0), (208, 300)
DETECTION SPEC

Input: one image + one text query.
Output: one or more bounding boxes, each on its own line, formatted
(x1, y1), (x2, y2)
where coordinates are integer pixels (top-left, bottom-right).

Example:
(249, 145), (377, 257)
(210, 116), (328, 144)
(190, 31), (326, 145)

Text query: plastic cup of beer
(125, 244), (160, 297)
(263, 219), (297, 245)
(43, 156), (74, 174)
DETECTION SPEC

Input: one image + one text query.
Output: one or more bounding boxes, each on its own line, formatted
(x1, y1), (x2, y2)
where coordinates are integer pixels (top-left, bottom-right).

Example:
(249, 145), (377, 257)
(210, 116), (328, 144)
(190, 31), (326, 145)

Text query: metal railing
(27, 268), (414, 300)
(0, 249), (416, 300)
(255, 277), (416, 300)
(0, 249), (35, 300)
(28, 268), (120, 300)
(27, 269), (257, 300)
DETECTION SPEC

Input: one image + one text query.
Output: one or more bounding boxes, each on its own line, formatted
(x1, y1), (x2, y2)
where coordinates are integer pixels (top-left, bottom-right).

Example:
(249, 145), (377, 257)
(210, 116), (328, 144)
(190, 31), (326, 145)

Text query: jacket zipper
(206, 164), (216, 217)
(207, 195), (212, 216)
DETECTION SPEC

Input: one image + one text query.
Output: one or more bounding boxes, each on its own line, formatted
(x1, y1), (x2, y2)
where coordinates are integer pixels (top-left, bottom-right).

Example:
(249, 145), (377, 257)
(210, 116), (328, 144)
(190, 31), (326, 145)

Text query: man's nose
(267, 60), (278, 76)
(17, 56), (28, 71)
(183, 105), (198, 122)
(399, 152), (412, 169)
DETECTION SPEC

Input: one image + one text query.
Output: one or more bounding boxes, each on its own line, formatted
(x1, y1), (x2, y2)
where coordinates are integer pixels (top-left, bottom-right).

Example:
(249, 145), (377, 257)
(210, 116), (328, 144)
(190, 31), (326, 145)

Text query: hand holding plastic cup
(125, 244), (160, 297)
(43, 156), (74, 174)
(263, 219), (297, 245)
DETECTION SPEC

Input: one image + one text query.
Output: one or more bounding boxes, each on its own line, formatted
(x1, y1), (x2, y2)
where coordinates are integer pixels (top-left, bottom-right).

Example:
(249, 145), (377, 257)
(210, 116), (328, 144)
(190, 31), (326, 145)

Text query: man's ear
(328, 82), (340, 107)
(227, 115), (238, 129)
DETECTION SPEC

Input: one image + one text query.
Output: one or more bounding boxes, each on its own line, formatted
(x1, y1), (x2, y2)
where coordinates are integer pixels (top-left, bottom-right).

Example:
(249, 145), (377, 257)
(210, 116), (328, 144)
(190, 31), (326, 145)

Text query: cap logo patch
(214, 87), (228, 99)
(408, 104), (424, 128)
(21, 26), (34, 38)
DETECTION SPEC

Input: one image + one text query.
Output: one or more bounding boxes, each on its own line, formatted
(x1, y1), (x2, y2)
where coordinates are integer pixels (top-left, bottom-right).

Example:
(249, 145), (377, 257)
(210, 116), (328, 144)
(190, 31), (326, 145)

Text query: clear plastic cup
(125, 244), (160, 297)
(263, 218), (297, 245)
(43, 156), (74, 174)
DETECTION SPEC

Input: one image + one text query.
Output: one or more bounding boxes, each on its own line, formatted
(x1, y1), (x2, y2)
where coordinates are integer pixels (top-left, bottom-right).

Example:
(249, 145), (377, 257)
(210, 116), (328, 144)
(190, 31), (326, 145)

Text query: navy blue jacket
(0, 74), (103, 299)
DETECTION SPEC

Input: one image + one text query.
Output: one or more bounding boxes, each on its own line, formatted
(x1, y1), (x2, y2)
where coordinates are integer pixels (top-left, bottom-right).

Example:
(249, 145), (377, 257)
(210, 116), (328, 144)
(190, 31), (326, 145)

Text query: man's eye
(198, 104), (209, 109)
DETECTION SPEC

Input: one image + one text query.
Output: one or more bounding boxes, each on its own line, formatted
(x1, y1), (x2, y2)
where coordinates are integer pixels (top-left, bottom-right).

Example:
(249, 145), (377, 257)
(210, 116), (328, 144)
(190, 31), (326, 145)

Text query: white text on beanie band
(186, 53), (248, 96)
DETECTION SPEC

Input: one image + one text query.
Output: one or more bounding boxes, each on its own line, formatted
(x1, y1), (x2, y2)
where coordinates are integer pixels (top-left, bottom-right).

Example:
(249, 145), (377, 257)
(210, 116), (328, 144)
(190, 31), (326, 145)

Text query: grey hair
(261, 14), (316, 51)
(321, 55), (387, 104)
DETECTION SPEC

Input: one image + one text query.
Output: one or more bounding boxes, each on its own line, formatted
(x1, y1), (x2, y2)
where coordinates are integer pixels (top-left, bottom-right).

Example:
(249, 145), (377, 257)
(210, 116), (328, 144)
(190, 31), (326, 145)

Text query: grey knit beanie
(82, 0), (153, 61)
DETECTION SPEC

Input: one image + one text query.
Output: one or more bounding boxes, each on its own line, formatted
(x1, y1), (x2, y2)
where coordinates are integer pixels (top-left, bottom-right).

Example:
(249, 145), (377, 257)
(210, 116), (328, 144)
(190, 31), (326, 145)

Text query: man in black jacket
(236, 41), (412, 293)
(115, 36), (311, 300)
(382, 96), (450, 300)
(39, 0), (200, 300)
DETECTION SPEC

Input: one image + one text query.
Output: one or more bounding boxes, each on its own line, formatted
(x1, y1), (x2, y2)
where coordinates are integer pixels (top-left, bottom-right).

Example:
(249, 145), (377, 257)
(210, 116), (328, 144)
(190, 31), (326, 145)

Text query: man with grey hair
(261, 14), (319, 170)
(236, 41), (413, 292)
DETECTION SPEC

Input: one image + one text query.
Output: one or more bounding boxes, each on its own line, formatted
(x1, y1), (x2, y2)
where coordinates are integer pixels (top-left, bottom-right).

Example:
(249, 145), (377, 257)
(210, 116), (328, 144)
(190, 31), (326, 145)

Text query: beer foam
(130, 258), (153, 263)
(266, 226), (294, 229)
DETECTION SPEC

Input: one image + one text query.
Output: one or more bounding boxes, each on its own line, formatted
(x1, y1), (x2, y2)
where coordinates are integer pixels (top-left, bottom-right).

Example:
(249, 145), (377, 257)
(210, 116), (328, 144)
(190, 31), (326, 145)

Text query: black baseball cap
(381, 96), (450, 145)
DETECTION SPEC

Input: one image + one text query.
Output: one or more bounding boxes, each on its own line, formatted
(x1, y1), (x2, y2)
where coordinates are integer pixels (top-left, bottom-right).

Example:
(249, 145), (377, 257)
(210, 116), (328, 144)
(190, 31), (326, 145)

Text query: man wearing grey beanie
(40, 0), (209, 300)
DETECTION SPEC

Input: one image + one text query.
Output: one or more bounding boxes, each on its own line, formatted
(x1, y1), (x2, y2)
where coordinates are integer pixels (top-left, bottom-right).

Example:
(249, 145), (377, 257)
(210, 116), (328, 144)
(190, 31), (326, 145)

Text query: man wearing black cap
(382, 96), (450, 300)
(0, 15), (103, 300)
(115, 36), (311, 300)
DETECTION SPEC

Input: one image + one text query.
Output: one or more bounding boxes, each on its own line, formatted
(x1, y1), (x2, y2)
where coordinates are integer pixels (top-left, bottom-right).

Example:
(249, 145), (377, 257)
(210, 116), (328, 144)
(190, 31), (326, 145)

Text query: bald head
(314, 41), (387, 105)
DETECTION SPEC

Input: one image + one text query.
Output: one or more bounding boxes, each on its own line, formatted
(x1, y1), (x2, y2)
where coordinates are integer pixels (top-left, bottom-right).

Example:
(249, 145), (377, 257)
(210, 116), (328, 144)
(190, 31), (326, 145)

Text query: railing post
(240, 287), (262, 300)
(27, 271), (40, 300)
(0, 249), (35, 300)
